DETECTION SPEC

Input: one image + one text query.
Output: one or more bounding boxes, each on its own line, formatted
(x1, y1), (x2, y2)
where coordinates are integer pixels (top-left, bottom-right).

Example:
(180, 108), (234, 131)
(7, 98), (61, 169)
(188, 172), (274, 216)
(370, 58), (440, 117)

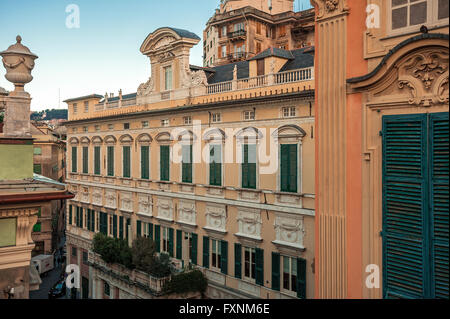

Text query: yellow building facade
(65, 27), (316, 299)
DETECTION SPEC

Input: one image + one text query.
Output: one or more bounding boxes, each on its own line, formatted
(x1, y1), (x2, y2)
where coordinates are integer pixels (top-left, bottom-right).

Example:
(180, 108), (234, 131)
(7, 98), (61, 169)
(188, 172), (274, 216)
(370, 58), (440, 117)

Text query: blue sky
(0, 0), (312, 111)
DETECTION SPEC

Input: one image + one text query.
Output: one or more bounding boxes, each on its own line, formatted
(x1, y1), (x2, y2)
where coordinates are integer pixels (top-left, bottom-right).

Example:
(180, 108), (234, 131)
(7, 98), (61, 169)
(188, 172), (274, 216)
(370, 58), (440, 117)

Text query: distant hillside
(31, 109), (68, 121)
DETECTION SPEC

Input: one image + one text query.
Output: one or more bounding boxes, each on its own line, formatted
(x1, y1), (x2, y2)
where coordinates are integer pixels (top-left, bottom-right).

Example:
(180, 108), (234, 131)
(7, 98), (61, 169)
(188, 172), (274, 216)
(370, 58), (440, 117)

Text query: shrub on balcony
(164, 270), (208, 295)
(92, 233), (133, 269)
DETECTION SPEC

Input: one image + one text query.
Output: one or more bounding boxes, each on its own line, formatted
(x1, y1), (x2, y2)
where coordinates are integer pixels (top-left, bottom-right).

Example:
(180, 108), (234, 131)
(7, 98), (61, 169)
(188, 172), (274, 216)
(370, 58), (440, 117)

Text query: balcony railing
(207, 67), (314, 94)
(227, 30), (246, 38)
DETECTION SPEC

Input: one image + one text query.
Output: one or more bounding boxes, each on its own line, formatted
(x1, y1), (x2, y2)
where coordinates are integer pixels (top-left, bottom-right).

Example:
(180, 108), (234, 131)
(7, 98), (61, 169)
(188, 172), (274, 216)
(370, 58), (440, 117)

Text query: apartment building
(312, 0), (449, 299)
(64, 26), (315, 299)
(203, 0), (314, 67)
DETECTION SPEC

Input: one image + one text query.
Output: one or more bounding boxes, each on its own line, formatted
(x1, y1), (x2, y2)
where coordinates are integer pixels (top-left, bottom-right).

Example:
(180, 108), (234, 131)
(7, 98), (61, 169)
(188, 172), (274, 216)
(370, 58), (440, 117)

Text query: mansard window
(122, 146), (131, 178)
(94, 146), (101, 175)
(82, 146), (89, 174)
(164, 66), (173, 91)
(181, 144), (193, 183)
(390, 0), (448, 32)
(242, 144), (257, 189)
(107, 146), (114, 176)
(71, 146), (77, 173)
(160, 145), (170, 181)
(209, 144), (222, 186)
(280, 144), (298, 193)
(141, 146), (150, 180)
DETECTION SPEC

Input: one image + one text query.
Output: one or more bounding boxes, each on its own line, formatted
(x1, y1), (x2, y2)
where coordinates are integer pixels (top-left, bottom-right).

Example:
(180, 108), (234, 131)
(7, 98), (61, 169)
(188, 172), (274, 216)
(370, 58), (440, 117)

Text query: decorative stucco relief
(178, 200), (196, 226)
(80, 187), (90, 204)
(104, 189), (116, 209)
(137, 194), (152, 216)
(137, 77), (154, 96)
(120, 192), (133, 212)
(157, 197), (173, 221)
(236, 208), (262, 240)
(92, 188), (103, 206)
(153, 36), (176, 51)
(310, 0), (348, 20)
(205, 203), (227, 233)
(273, 214), (305, 249)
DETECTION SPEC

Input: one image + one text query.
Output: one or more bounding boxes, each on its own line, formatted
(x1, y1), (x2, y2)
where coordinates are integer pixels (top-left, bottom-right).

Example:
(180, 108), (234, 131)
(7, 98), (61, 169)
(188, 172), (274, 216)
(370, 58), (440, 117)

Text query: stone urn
(0, 35), (38, 96)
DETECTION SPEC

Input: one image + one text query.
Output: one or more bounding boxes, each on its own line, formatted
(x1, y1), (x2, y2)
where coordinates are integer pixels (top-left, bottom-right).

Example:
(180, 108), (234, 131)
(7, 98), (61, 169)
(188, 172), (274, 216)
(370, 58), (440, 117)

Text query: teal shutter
(168, 228), (174, 257)
(148, 223), (154, 240)
(80, 208), (83, 229)
(234, 243), (242, 279)
(297, 258), (306, 299)
(182, 145), (193, 183)
(220, 240), (228, 275)
(141, 146), (150, 179)
(82, 147), (89, 174)
(119, 216), (124, 239)
(86, 209), (90, 231)
(94, 146), (101, 175)
(137, 220), (142, 237)
(430, 112), (449, 299)
(113, 215), (117, 238)
(272, 252), (281, 291)
(155, 225), (161, 253)
(126, 218), (131, 242)
(209, 145), (222, 186)
(176, 230), (182, 260)
(69, 205), (72, 225)
(255, 248), (264, 286)
(160, 146), (170, 181)
(107, 146), (114, 176)
(242, 144), (257, 189)
(281, 144), (298, 192)
(123, 146), (131, 178)
(72, 147), (77, 173)
(202, 236), (209, 268)
(191, 233), (198, 265)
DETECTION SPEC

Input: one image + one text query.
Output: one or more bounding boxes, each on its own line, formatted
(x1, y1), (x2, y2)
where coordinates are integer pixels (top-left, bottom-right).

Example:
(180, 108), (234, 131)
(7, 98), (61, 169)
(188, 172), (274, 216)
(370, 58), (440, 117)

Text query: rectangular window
(107, 146), (114, 176)
(162, 227), (170, 253)
(33, 147), (42, 155)
(82, 146), (89, 174)
(182, 144), (193, 183)
(104, 282), (110, 297)
(211, 113), (221, 123)
(244, 247), (256, 280)
(222, 26), (227, 37)
(124, 123), (130, 130)
(211, 239), (222, 270)
(164, 66), (173, 91)
(390, 0), (447, 32)
(243, 110), (255, 121)
(142, 121), (149, 128)
(183, 116), (192, 125)
(209, 144), (222, 186)
(221, 45), (227, 58)
(73, 103), (78, 114)
(242, 144), (257, 189)
(161, 119), (169, 127)
(33, 164), (42, 174)
(141, 146), (150, 180)
(94, 146), (101, 175)
(160, 145), (170, 181)
(282, 107), (296, 118)
(122, 146), (131, 178)
(256, 22), (261, 34)
(282, 256), (298, 293)
(83, 126), (88, 133)
(280, 144), (298, 193)
(108, 124), (114, 130)
(84, 101), (89, 113)
(71, 146), (77, 173)
(95, 125), (100, 132)
(82, 251), (88, 265)
(72, 246), (77, 257)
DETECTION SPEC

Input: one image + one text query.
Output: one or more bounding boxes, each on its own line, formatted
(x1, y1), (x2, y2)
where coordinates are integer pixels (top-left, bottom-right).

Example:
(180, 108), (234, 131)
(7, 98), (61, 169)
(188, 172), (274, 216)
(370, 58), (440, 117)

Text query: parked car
(48, 280), (66, 299)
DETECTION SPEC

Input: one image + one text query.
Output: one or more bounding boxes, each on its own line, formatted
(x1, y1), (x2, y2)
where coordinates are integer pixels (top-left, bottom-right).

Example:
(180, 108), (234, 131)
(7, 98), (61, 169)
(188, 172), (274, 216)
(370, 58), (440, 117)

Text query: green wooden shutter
(155, 225), (161, 253)
(297, 258), (306, 299)
(272, 252), (281, 291)
(148, 223), (154, 240)
(168, 228), (174, 257)
(281, 144), (298, 192)
(280, 144), (289, 192)
(113, 215), (117, 238)
(141, 146), (150, 179)
(242, 144), (249, 188)
(119, 216), (124, 239)
(176, 230), (183, 260)
(82, 147), (89, 174)
(191, 233), (198, 265)
(137, 220), (142, 237)
(182, 144), (193, 183)
(123, 146), (131, 178)
(94, 146), (101, 175)
(107, 146), (114, 176)
(72, 147), (77, 173)
(220, 240), (228, 275)
(160, 146), (170, 181)
(255, 248), (264, 286)
(80, 208), (83, 229)
(242, 144), (256, 189)
(234, 243), (242, 279)
(69, 205), (72, 225)
(203, 236), (210, 268)
(382, 114), (427, 298)
(86, 209), (90, 231)
(430, 112), (449, 299)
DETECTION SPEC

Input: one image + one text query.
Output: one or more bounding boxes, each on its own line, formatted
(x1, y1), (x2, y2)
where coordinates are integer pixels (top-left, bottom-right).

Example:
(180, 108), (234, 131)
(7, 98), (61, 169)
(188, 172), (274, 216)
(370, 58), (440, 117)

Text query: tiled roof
(278, 47), (314, 72)
(156, 27), (201, 40)
(206, 61), (249, 84)
(249, 47), (294, 61)
(63, 94), (103, 103)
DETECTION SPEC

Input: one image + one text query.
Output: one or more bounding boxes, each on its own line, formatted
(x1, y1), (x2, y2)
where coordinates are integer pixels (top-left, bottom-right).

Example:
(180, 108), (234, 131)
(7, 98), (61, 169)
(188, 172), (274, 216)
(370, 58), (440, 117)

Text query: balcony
(207, 66), (314, 94)
(227, 51), (247, 62)
(227, 29), (246, 40)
